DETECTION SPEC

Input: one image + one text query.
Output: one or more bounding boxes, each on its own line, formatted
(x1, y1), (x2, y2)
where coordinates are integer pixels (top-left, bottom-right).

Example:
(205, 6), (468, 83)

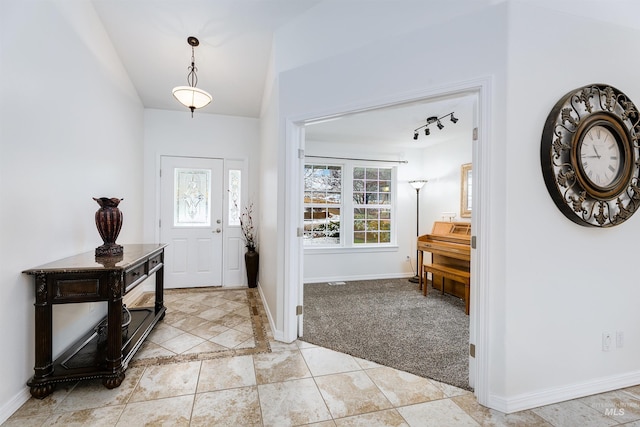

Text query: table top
(23, 244), (168, 274)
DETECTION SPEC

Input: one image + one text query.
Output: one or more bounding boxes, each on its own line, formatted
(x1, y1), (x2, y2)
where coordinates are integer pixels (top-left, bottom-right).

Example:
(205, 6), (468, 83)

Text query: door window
(174, 168), (211, 227)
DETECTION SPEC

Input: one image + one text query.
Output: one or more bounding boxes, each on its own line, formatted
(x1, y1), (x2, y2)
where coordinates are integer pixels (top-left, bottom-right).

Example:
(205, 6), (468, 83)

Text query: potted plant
(239, 202), (258, 288)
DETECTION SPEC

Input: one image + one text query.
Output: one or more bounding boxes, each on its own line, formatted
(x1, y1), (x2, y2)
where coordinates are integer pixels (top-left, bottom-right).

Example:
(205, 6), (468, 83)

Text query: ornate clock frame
(540, 84), (640, 227)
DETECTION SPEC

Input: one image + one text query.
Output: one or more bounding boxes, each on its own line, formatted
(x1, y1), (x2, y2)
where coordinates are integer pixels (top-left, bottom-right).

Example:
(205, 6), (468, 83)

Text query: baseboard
(256, 284), (285, 342)
(488, 370), (640, 413)
(304, 273), (413, 284)
(0, 386), (31, 424)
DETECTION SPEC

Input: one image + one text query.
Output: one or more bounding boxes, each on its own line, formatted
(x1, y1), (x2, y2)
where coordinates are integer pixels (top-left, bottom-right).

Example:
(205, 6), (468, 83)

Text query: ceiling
(92, 0), (474, 148)
(92, 0), (322, 118)
(304, 94), (476, 149)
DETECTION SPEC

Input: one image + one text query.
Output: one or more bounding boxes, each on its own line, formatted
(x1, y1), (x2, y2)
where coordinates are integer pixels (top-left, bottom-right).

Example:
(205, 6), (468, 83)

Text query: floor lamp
(408, 179), (427, 283)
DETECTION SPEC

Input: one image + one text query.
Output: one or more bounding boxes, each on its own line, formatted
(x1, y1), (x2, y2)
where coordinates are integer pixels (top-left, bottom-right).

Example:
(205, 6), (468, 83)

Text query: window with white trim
(303, 164), (342, 245)
(353, 167), (392, 244)
(304, 162), (395, 247)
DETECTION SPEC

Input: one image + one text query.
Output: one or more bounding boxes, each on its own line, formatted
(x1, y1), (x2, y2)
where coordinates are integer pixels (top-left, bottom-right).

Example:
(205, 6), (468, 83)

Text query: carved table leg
(29, 383), (56, 399)
(102, 371), (125, 389)
(155, 263), (165, 320)
(104, 271), (124, 389)
(30, 274), (54, 399)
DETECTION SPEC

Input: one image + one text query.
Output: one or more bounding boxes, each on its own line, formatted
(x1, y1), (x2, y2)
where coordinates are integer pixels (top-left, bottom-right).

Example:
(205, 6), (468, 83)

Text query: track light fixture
(412, 112), (458, 140)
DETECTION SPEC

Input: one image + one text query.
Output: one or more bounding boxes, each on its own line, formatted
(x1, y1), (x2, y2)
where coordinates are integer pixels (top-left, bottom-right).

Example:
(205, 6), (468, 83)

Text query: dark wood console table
(23, 243), (167, 399)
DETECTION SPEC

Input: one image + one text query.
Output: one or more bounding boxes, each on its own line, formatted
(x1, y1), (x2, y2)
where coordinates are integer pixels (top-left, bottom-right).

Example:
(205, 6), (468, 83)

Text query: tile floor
(5, 288), (640, 426)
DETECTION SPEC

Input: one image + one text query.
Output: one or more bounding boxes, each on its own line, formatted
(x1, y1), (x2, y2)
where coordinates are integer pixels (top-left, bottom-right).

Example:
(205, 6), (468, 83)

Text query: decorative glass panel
(174, 168), (211, 227)
(229, 169), (241, 226)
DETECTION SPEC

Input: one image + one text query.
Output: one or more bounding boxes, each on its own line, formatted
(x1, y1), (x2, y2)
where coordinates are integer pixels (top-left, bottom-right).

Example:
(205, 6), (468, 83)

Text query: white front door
(160, 156), (224, 288)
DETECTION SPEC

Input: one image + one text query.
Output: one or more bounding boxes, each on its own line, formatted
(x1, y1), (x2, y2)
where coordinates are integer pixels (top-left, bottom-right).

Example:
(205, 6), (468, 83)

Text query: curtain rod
(305, 155), (408, 164)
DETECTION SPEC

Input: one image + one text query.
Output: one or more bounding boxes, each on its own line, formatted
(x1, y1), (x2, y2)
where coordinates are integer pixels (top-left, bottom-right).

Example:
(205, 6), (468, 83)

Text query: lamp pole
(408, 180), (427, 283)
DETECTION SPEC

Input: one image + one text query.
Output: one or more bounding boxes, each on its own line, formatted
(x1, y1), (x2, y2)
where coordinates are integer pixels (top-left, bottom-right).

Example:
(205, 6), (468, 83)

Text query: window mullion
(343, 164), (354, 247)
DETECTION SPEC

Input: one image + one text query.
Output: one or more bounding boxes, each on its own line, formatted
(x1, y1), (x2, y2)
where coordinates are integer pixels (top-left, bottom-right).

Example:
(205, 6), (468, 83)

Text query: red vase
(94, 197), (124, 257)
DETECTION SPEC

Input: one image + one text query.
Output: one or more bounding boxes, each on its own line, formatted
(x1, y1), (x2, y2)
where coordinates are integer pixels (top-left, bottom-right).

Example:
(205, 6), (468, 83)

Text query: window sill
(304, 245), (399, 255)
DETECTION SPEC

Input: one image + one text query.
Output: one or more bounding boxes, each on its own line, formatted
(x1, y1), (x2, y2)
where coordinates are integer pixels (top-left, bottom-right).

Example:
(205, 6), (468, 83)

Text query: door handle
(214, 228), (222, 233)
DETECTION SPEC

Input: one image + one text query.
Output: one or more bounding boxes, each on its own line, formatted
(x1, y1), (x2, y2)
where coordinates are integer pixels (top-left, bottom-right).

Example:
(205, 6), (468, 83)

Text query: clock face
(577, 125), (622, 190)
(540, 84), (640, 227)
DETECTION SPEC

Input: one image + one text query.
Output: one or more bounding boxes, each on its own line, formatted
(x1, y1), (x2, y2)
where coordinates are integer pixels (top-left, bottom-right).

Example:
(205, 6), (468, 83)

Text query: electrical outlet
(406, 256), (411, 262)
(602, 332), (612, 352)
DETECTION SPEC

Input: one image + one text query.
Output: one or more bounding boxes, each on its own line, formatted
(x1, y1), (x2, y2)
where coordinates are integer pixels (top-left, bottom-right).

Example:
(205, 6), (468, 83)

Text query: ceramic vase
(94, 197), (124, 257)
(245, 247), (259, 288)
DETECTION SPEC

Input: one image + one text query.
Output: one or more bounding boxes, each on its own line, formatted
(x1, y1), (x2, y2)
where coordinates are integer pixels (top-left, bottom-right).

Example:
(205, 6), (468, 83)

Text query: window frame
(303, 161), (397, 250)
(351, 166), (394, 245)
(303, 163), (344, 246)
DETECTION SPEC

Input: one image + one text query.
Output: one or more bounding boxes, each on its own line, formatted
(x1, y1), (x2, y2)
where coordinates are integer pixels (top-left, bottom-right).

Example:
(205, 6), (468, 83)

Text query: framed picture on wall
(460, 163), (472, 218)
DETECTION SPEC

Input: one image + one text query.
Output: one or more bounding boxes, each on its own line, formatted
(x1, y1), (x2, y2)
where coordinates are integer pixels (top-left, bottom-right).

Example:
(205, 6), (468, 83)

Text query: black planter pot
(245, 248), (259, 288)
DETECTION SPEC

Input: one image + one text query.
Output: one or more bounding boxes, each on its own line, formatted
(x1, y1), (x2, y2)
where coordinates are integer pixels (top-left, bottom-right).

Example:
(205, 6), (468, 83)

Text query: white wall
(142, 109), (261, 290)
(421, 136), (473, 230)
(498, 2), (640, 410)
(272, 0), (498, 74)
(142, 109), (260, 243)
(0, 0), (144, 421)
(270, 0), (640, 413)
(257, 80), (283, 335)
(265, 0), (508, 362)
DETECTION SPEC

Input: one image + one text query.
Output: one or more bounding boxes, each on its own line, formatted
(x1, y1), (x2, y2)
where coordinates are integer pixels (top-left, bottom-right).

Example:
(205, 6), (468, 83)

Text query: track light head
(413, 112), (456, 139)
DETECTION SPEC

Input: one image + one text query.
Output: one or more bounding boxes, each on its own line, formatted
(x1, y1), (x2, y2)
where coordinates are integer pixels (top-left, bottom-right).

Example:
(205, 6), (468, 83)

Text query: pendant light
(172, 36), (212, 117)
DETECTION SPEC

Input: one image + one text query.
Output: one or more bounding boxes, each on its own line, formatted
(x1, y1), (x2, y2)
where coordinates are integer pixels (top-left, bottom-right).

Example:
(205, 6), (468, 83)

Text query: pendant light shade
(172, 86), (212, 110)
(172, 36), (212, 117)
(409, 179), (428, 190)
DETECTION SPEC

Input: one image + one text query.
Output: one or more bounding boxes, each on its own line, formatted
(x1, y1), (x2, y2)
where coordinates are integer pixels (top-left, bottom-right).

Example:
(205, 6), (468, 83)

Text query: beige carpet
(300, 278), (471, 390)
(129, 287), (270, 367)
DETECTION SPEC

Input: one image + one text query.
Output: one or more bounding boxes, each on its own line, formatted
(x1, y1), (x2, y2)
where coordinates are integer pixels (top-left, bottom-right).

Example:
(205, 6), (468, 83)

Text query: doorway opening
(284, 78), (491, 403)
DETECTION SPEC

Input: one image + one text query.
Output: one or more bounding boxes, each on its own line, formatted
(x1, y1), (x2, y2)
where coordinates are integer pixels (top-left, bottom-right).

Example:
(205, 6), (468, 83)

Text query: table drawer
(124, 262), (147, 289)
(148, 252), (163, 273)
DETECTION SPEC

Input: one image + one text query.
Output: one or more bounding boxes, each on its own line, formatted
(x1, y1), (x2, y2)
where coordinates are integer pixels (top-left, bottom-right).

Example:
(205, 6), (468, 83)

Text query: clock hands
(581, 143), (602, 159)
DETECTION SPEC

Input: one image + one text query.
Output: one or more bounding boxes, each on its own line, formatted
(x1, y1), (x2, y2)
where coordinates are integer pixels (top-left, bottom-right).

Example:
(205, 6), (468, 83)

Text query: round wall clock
(540, 84), (640, 227)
